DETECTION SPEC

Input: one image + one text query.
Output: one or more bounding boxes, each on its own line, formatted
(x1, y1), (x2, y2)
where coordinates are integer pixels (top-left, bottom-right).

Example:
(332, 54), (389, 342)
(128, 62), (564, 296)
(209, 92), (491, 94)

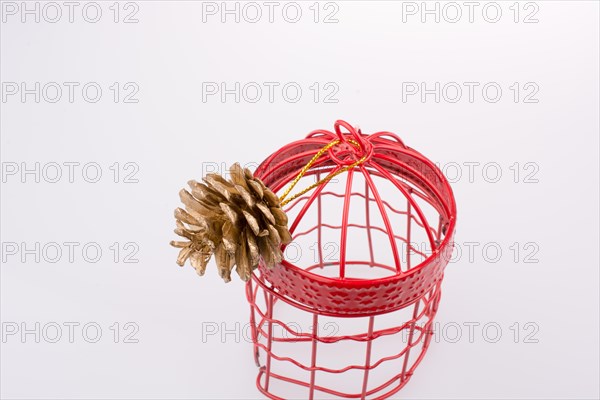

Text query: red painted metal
(247, 120), (457, 399)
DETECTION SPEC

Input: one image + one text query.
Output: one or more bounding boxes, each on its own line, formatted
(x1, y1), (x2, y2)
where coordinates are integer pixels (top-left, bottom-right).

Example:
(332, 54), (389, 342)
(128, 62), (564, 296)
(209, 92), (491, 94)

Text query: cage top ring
(252, 120), (457, 317)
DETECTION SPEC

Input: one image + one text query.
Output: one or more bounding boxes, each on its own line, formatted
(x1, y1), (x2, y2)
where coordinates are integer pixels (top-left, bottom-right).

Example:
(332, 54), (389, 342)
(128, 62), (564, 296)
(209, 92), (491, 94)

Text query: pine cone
(170, 163), (292, 282)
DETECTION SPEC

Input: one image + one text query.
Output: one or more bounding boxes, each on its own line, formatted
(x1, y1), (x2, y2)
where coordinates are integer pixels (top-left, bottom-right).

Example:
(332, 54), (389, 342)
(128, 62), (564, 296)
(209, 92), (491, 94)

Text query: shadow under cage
(246, 121), (457, 399)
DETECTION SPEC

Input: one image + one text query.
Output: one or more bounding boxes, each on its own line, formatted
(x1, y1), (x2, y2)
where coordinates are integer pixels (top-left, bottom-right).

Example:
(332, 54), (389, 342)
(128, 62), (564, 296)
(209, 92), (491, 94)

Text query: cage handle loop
(334, 119), (367, 150)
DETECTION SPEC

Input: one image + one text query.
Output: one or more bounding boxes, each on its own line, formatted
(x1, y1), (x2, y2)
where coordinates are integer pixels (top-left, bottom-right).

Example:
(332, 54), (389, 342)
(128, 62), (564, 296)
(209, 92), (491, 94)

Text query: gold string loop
(279, 139), (368, 207)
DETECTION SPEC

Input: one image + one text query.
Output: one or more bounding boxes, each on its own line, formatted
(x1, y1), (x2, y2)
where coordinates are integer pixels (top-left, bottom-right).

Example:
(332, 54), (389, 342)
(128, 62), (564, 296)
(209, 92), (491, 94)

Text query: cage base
(248, 278), (442, 400)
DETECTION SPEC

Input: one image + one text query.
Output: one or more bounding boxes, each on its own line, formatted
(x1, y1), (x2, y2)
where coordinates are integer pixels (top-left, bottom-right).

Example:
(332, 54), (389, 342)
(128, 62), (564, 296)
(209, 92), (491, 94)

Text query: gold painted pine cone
(170, 163), (292, 282)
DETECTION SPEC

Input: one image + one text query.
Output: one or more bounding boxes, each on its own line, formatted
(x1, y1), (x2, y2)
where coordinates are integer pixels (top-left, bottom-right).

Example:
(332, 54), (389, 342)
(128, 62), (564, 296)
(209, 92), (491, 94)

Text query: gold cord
(279, 139), (368, 207)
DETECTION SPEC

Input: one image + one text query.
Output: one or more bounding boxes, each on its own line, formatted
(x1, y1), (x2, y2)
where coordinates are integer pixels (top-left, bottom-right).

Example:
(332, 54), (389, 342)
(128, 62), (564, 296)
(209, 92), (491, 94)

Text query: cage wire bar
(246, 121), (456, 399)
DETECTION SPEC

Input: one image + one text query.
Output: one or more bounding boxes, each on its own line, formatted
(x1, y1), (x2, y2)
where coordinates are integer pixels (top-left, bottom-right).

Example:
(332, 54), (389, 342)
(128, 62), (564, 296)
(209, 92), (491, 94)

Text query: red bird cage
(247, 120), (457, 399)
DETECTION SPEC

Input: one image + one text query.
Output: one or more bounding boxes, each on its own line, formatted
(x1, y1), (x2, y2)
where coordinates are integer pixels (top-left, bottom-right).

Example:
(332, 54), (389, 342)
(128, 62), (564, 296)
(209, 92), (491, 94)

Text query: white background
(1, 1), (599, 399)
